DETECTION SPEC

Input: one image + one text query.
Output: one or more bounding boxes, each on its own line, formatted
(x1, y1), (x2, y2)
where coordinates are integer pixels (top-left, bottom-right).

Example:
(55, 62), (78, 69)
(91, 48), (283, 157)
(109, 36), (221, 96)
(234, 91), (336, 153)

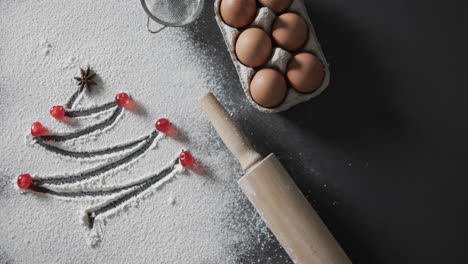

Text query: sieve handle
(146, 16), (167, 34)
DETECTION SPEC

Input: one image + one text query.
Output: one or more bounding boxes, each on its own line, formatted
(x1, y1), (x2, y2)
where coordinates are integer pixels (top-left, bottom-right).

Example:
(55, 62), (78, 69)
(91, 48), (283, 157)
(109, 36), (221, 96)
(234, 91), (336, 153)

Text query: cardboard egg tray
(214, 0), (330, 113)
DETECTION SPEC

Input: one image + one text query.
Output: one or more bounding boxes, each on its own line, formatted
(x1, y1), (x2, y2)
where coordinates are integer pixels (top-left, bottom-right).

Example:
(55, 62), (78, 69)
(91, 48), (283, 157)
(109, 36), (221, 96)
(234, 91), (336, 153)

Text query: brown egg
(235, 28), (272, 67)
(287, 53), (325, 93)
(259, 0), (291, 13)
(250, 68), (287, 108)
(272, 13), (308, 51)
(220, 0), (257, 28)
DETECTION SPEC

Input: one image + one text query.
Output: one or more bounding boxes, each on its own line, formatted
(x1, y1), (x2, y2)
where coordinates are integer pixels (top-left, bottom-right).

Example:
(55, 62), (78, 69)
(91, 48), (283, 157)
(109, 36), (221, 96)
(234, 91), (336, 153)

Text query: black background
(188, 0), (468, 263)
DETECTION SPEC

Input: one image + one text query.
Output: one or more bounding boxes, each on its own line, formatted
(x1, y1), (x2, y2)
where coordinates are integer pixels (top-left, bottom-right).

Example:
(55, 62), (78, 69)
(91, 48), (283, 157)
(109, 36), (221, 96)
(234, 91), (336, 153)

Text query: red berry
(179, 151), (194, 167)
(115, 93), (130, 107)
(155, 118), (171, 133)
(50, 105), (66, 120)
(31, 122), (47, 137)
(17, 174), (33, 189)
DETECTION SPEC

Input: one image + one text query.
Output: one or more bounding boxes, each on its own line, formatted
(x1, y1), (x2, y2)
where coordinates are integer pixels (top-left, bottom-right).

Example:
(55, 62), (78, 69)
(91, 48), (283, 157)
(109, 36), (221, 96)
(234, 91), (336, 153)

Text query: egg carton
(214, 0), (330, 113)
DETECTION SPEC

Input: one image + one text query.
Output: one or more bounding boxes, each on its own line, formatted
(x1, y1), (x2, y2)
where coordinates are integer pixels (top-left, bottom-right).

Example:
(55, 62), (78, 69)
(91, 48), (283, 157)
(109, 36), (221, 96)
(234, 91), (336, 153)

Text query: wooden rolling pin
(199, 93), (351, 264)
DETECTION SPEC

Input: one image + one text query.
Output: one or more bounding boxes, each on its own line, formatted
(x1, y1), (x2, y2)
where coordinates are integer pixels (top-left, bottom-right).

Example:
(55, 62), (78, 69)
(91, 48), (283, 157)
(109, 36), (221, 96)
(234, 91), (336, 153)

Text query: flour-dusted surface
(0, 0), (292, 263)
(1, 0), (464, 263)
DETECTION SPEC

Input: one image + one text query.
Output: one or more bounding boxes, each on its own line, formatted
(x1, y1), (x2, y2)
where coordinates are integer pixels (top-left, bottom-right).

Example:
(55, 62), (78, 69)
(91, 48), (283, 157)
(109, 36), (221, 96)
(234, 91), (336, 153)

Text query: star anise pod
(74, 67), (96, 92)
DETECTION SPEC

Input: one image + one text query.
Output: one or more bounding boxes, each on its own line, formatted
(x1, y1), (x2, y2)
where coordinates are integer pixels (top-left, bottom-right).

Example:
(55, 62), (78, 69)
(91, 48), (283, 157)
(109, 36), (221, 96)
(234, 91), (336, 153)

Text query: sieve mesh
(142, 0), (203, 26)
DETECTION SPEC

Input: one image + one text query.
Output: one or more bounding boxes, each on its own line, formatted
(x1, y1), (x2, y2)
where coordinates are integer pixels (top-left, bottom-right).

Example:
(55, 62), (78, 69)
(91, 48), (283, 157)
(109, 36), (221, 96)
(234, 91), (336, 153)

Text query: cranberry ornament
(179, 151), (194, 167)
(50, 105), (66, 120)
(17, 174), (33, 189)
(155, 118), (171, 133)
(115, 93), (130, 107)
(31, 122), (47, 137)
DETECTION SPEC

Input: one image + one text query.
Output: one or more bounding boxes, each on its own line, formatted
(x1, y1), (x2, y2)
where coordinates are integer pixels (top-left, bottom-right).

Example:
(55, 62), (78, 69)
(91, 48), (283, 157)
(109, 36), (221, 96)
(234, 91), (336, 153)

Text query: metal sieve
(140, 0), (204, 33)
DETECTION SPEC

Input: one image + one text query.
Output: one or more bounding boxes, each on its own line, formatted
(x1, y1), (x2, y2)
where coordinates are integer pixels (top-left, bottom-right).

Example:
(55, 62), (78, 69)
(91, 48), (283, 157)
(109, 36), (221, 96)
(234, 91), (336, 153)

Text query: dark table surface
(189, 0), (468, 263)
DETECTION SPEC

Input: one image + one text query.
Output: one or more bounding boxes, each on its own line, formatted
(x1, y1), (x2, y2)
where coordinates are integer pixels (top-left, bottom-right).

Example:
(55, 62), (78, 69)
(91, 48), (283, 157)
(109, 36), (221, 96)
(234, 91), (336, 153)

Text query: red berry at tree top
(50, 105), (66, 120)
(115, 92), (130, 107)
(179, 151), (194, 167)
(155, 118), (172, 133)
(17, 174), (33, 189)
(31, 122), (47, 137)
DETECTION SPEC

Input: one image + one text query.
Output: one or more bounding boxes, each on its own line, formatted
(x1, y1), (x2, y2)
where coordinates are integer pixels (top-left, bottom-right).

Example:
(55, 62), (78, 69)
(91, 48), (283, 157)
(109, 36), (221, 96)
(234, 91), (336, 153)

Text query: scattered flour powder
(0, 0), (292, 263)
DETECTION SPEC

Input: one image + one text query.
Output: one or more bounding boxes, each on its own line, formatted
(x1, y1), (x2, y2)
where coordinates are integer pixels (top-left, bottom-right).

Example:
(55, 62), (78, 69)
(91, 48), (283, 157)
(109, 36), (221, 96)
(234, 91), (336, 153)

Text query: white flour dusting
(0, 0), (292, 263)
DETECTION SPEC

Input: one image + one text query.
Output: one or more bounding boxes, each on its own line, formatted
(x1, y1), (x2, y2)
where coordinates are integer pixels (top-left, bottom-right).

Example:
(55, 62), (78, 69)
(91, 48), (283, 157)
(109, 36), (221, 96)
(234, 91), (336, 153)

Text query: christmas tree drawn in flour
(15, 68), (195, 245)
